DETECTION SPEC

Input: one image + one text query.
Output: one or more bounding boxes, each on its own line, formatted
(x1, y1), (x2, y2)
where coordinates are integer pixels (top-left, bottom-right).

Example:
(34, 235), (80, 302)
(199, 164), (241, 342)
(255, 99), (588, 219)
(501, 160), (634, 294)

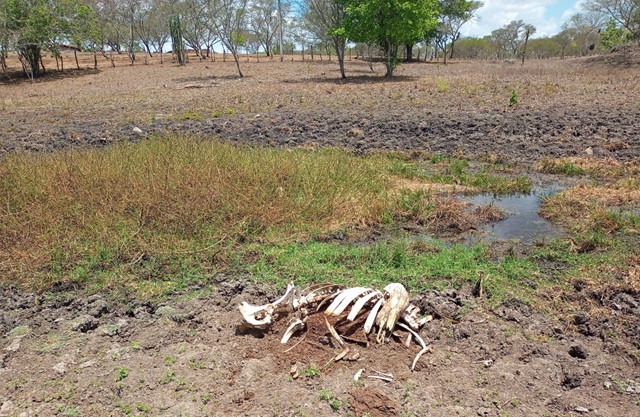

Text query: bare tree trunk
(521, 29), (530, 65)
(232, 50), (243, 78)
(333, 38), (346, 79)
(74, 50), (80, 69)
(277, 0), (284, 62)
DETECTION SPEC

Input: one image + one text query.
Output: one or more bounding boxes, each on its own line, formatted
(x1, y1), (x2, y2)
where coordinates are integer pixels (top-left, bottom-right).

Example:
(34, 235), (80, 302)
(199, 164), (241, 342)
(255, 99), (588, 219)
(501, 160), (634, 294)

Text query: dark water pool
(464, 187), (564, 245)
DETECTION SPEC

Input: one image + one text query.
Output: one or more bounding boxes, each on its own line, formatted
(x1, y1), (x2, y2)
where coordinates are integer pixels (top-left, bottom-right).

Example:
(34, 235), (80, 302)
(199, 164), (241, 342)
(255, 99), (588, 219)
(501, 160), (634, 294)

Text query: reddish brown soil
(1, 282), (639, 417)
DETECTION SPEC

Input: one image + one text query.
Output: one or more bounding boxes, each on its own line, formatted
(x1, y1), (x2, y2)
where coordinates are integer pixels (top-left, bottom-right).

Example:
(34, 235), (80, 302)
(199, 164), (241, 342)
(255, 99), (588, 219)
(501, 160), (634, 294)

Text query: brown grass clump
(0, 136), (393, 288)
(536, 157), (640, 179)
(541, 181), (640, 232)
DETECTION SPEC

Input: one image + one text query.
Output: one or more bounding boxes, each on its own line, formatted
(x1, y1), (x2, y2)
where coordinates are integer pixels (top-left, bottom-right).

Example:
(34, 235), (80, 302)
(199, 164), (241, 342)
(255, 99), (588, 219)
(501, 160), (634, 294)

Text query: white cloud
(461, 0), (585, 38)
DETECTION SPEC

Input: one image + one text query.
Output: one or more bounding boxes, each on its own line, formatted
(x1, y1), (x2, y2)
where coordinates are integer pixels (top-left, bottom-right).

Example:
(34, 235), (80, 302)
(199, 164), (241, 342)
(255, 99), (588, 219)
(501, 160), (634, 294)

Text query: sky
(461, 0), (587, 38)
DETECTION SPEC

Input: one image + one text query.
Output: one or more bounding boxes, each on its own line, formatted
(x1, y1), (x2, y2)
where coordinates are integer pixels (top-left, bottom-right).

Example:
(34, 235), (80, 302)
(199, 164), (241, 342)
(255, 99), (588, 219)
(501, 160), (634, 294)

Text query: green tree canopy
(338, 0), (439, 77)
(0, 0), (97, 79)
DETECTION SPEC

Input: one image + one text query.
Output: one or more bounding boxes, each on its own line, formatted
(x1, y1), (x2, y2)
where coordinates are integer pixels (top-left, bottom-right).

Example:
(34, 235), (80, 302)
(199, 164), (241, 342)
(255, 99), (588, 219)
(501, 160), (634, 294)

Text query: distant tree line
(1, 0), (638, 80)
(454, 0), (639, 61)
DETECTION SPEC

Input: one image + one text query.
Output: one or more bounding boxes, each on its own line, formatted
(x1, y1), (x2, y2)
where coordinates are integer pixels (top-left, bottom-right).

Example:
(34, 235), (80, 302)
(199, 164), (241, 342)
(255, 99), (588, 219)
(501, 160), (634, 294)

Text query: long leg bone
(397, 322), (430, 371)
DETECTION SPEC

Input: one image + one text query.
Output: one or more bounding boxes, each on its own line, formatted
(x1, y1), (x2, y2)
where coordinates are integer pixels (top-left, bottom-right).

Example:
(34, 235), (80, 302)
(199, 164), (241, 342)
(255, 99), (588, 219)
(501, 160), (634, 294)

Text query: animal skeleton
(239, 282), (433, 370)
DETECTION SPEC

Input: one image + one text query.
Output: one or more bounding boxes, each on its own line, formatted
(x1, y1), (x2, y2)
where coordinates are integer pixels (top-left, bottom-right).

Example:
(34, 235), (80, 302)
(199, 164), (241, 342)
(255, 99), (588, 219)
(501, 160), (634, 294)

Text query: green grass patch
(387, 155), (531, 195)
(240, 239), (543, 305)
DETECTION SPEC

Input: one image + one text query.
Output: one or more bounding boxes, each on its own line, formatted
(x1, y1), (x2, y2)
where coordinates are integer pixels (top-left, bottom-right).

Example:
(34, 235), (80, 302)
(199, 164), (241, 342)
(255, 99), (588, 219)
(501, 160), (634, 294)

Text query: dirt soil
(1, 51), (640, 417)
(1, 280), (639, 417)
(0, 51), (639, 162)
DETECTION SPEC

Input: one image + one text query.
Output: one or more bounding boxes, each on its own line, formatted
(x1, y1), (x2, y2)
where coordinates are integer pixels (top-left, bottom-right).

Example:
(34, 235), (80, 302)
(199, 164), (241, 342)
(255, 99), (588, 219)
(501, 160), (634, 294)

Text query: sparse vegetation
(0, 28), (639, 417)
(301, 364), (321, 378)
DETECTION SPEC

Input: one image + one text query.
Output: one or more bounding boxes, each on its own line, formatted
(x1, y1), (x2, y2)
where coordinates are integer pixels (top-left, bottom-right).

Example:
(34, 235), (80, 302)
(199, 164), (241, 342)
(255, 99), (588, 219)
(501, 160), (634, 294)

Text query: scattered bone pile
(239, 282), (432, 370)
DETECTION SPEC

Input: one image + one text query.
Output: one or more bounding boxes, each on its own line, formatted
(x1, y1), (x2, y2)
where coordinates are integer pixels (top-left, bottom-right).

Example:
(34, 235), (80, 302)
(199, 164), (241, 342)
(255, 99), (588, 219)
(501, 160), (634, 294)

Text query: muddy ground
(1, 52), (640, 417)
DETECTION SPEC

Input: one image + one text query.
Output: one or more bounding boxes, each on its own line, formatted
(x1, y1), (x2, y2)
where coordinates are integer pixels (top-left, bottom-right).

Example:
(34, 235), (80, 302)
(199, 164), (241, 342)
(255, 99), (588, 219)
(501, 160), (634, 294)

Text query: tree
(490, 20), (535, 59)
(1, 0), (97, 79)
(208, 0), (249, 77)
(182, 0), (210, 59)
(441, 0), (482, 59)
(527, 37), (560, 59)
(453, 36), (492, 59)
(584, 0), (639, 39)
(340, 0), (439, 77)
(170, 14), (186, 65)
(303, 0), (347, 78)
(563, 11), (606, 54)
(552, 28), (577, 58)
(248, 0), (280, 57)
(600, 18), (628, 48)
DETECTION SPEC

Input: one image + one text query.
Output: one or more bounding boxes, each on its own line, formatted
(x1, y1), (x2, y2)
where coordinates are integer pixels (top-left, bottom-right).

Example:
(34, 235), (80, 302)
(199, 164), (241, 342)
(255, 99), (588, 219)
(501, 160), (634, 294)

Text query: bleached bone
(238, 281), (433, 370)
(238, 282), (297, 329)
(376, 283), (410, 343)
(364, 298), (384, 333)
(347, 290), (382, 321)
(354, 368), (364, 381)
(326, 287), (371, 316)
(398, 322), (429, 371)
(281, 318), (305, 344)
(402, 304), (432, 330)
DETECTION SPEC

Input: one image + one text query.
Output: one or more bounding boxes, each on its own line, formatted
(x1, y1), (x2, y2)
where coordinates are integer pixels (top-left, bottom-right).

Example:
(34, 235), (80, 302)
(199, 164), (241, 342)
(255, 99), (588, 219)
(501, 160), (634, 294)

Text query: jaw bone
(238, 282), (297, 329)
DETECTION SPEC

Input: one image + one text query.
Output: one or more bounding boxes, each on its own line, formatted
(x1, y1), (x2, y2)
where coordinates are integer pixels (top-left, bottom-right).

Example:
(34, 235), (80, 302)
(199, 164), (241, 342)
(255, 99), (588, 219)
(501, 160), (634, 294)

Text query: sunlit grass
(0, 136), (394, 290)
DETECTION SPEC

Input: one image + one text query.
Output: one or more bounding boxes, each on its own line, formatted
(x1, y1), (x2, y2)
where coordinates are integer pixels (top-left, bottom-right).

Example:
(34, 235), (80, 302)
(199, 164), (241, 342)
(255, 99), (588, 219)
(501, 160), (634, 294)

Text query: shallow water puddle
(464, 187), (564, 245)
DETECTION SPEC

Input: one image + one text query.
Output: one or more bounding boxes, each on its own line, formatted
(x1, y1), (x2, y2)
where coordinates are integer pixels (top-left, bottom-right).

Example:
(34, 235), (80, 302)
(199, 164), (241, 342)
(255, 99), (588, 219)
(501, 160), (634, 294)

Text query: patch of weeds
(116, 367), (129, 382)
(58, 406), (81, 416)
(8, 325), (31, 336)
(178, 111), (204, 121)
(116, 402), (132, 415)
(35, 332), (70, 354)
(509, 89), (518, 107)
(188, 357), (206, 369)
(436, 77), (450, 93)
(164, 370), (176, 384)
(200, 393), (212, 404)
(300, 364), (321, 378)
(428, 158), (531, 194)
(164, 355), (176, 366)
(5, 378), (28, 391)
(244, 239), (541, 305)
(319, 388), (342, 410)
(536, 158), (586, 176)
(609, 376), (629, 393)
(136, 403), (152, 413)
(176, 375), (187, 389)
